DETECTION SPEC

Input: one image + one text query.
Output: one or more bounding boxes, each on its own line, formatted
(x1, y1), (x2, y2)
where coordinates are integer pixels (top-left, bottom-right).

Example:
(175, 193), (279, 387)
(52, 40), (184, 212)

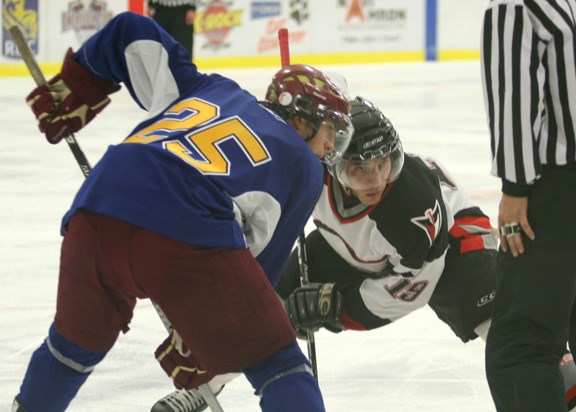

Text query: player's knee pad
(48, 323), (108, 371)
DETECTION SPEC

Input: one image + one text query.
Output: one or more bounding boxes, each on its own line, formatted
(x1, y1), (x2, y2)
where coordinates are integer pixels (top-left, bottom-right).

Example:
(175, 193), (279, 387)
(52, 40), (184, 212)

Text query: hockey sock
(242, 341), (325, 412)
(17, 323), (108, 412)
(258, 368), (325, 412)
(560, 352), (576, 411)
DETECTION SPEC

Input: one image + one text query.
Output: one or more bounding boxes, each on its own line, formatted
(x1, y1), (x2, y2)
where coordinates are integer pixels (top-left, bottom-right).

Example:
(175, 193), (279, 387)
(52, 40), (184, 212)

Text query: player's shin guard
(242, 341), (325, 412)
(16, 323), (108, 412)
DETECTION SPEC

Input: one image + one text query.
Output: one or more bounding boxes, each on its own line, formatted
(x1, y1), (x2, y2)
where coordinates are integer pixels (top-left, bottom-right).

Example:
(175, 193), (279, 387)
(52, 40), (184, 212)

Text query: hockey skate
(151, 385), (224, 412)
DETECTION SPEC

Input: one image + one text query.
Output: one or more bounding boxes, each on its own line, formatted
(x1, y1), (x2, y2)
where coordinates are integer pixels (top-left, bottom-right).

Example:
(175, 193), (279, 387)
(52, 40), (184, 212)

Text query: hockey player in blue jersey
(12, 11), (353, 412)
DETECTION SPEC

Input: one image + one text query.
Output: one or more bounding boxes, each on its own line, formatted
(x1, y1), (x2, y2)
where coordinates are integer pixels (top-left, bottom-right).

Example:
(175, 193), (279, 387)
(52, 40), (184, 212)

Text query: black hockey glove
(285, 283), (344, 335)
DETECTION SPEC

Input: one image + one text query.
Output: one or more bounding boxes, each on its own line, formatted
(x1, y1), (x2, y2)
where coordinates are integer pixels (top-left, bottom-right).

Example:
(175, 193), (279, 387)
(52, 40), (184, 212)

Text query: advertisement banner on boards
(193, 0), (425, 58)
(1, 0), (427, 64)
(2, 0), (39, 59)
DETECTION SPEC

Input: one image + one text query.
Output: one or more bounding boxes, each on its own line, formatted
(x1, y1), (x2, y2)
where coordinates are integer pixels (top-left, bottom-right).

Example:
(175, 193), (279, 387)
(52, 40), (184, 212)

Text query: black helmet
(264, 64), (353, 155)
(328, 97), (404, 190)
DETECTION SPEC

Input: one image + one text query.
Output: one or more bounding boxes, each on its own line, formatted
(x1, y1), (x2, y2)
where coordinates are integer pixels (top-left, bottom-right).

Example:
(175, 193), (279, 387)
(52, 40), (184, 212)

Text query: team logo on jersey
(410, 200), (442, 246)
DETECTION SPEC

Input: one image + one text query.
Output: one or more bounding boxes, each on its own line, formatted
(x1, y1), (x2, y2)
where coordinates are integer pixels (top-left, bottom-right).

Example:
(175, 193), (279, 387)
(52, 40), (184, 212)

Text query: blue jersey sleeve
(73, 11), (201, 113)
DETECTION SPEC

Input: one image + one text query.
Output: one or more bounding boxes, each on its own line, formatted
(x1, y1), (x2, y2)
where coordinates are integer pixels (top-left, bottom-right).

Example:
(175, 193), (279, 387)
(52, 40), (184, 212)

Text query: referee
(148, 0), (197, 61)
(481, 0), (576, 410)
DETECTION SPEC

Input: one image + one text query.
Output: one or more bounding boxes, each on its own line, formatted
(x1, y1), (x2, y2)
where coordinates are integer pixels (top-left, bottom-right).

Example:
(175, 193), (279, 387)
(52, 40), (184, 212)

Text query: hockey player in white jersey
(279, 95), (498, 344)
(277, 96), (576, 411)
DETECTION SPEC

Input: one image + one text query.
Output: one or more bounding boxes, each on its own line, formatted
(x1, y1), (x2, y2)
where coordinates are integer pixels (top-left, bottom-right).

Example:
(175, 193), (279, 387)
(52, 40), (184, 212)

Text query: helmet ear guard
(264, 64), (353, 155)
(327, 96), (404, 190)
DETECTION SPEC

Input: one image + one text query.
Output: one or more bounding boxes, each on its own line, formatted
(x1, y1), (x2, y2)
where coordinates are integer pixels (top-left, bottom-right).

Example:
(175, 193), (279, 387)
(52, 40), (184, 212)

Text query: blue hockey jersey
(62, 12), (323, 285)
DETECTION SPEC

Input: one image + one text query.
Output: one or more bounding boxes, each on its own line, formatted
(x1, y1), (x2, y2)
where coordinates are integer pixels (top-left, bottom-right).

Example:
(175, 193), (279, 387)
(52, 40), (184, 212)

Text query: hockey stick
(297, 232), (319, 379)
(8, 25), (91, 178)
(278, 28), (290, 68)
(9, 25), (224, 412)
(278, 27), (319, 380)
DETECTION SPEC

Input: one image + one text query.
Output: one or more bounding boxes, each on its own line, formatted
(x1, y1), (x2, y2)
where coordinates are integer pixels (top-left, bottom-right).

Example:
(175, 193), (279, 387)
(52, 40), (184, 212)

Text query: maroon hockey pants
(54, 210), (296, 373)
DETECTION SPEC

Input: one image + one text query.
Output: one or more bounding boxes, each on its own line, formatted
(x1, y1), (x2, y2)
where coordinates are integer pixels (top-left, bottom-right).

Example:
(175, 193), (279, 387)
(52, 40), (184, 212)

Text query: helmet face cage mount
(329, 97), (404, 191)
(265, 64), (353, 156)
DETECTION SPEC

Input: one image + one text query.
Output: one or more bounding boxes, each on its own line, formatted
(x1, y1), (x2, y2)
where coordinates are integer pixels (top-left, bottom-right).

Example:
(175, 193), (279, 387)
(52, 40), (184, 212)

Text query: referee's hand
(498, 194), (535, 257)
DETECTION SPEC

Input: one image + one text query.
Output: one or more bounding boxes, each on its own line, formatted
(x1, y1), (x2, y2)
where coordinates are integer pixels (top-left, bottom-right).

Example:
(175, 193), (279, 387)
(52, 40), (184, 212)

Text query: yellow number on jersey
(123, 97), (271, 175)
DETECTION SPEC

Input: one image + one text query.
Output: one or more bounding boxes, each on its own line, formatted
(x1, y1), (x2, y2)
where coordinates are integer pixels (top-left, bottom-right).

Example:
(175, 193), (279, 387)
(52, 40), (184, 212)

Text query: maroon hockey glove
(155, 331), (215, 390)
(26, 48), (120, 144)
(285, 283), (344, 335)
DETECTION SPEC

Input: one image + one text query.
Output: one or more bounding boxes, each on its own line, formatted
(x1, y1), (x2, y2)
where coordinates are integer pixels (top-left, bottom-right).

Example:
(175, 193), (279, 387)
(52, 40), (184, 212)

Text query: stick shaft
(8, 26), (46, 85)
(297, 233), (318, 379)
(279, 26), (319, 380)
(278, 28), (290, 68)
(8, 25), (91, 177)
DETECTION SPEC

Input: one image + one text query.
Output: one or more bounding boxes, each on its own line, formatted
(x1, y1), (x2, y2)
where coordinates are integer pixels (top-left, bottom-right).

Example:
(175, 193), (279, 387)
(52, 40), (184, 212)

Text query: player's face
(307, 119), (336, 159)
(347, 157), (392, 206)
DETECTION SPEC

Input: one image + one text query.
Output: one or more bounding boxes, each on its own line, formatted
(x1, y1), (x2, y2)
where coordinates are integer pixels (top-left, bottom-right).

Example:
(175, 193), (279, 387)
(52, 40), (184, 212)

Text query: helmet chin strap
(337, 180), (353, 196)
(304, 128), (318, 142)
(303, 118), (321, 142)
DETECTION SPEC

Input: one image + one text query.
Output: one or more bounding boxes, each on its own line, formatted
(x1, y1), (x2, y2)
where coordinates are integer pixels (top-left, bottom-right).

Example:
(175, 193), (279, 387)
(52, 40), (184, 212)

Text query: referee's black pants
(486, 167), (576, 411)
(152, 5), (195, 60)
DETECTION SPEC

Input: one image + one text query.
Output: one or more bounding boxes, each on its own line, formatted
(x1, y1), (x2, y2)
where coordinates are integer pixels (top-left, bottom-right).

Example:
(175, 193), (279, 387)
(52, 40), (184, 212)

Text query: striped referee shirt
(481, 0), (576, 196)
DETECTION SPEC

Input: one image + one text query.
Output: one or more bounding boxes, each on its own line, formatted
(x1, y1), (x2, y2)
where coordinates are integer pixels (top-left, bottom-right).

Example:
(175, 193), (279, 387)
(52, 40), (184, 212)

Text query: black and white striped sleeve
(481, 0), (576, 196)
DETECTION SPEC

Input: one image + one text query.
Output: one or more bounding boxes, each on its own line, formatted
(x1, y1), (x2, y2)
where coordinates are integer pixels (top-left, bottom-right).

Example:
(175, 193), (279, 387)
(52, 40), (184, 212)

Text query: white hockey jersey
(312, 154), (497, 328)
